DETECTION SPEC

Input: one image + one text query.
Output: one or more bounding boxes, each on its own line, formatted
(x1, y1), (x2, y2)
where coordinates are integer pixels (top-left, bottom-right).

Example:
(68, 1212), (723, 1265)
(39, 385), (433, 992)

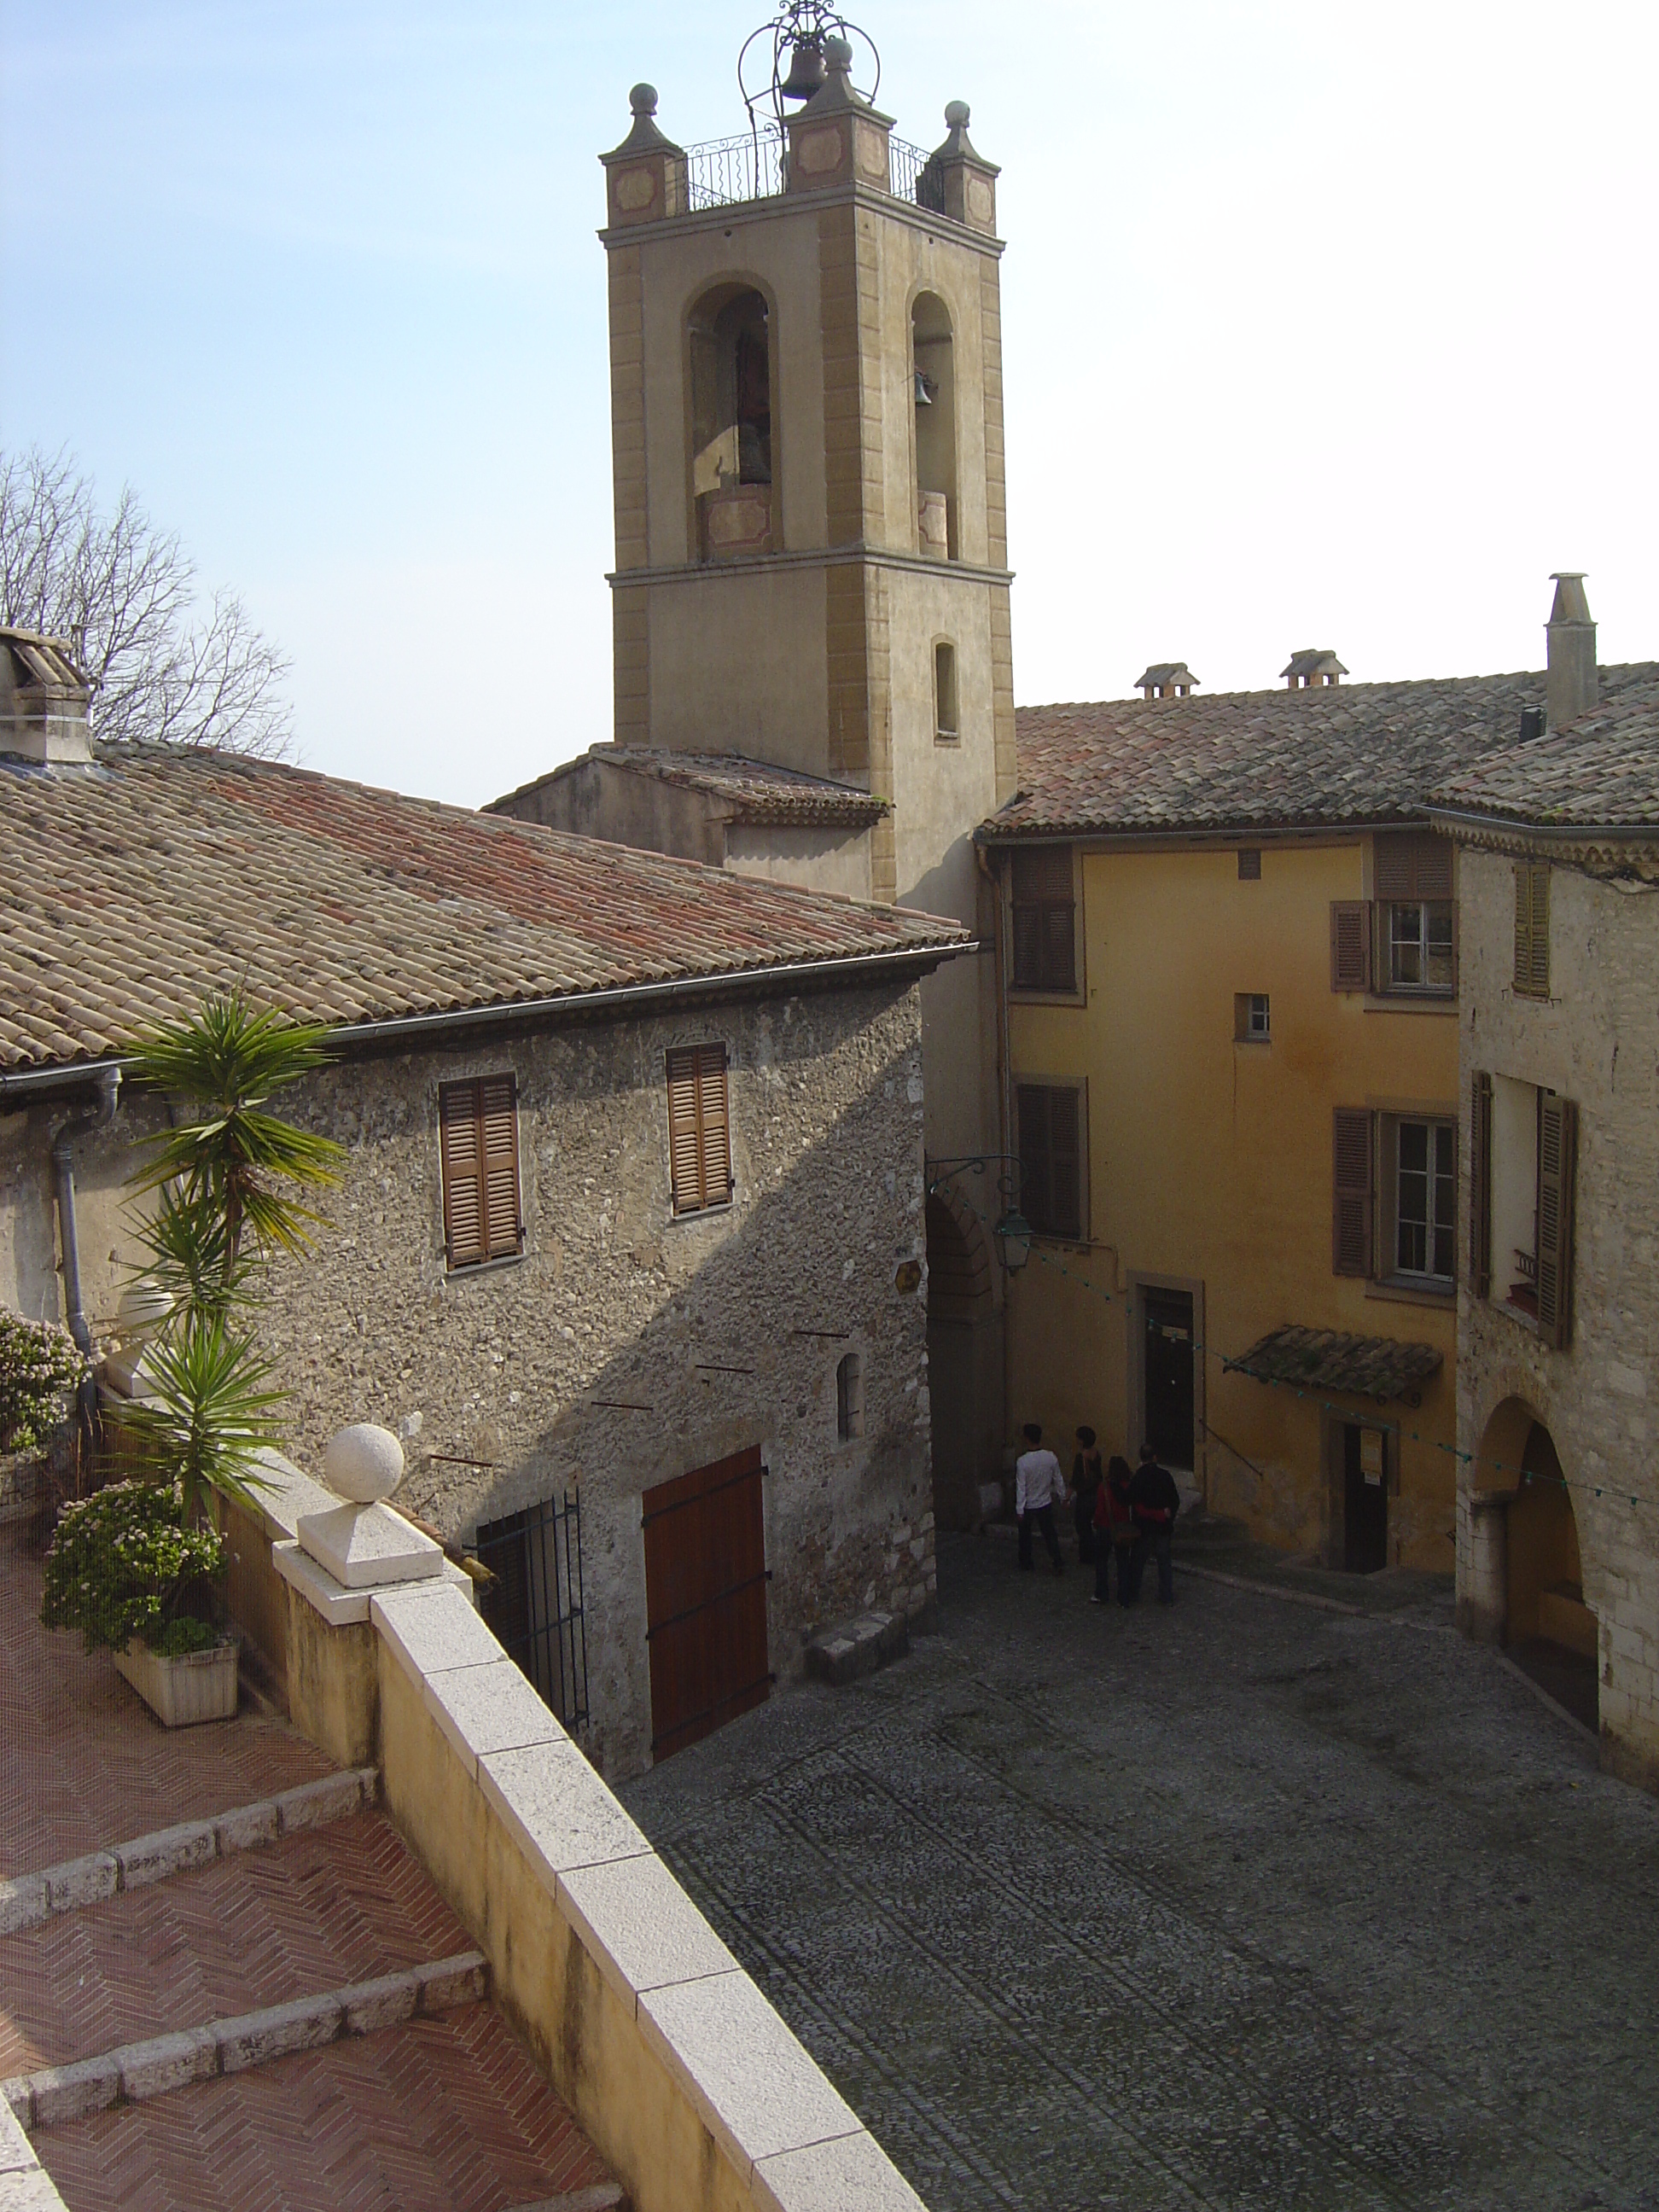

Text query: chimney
(1280, 649), (1348, 690)
(0, 629), (92, 765)
(1133, 661), (1198, 701)
(1545, 572), (1597, 731)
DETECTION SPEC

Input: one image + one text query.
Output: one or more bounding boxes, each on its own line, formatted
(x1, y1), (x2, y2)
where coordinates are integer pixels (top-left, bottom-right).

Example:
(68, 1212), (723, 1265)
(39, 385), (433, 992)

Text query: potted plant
(41, 1478), (238, 1726)
(0, 1311), (87, 1526)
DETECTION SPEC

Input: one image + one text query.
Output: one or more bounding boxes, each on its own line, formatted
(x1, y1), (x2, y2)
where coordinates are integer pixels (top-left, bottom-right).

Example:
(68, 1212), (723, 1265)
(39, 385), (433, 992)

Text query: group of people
(1012, 1422), (1180, 1606)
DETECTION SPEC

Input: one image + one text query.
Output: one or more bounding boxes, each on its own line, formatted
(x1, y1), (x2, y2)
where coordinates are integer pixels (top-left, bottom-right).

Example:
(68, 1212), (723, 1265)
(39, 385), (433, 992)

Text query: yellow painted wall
(1005, 837), (1459, 1571)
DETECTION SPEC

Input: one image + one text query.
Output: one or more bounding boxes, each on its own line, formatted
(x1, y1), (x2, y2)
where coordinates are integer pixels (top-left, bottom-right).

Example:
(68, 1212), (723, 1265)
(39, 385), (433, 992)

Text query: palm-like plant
(124, 1318), (288, 1518)
(125, 993), (344, 1269)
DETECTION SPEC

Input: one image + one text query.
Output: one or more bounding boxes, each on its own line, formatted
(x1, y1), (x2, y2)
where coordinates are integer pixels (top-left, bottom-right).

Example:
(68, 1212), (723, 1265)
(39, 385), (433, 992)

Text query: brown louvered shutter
(1016, 1083), (1051, 1235)
(1332, 1108), (1374, 1276)
(439, 1075), (521, 1269)
(1011, 846), (1076, 992)
(1536, 1093), (1577, 1349)
(1374, 831), (1452, 902)
(1330, 902), (1371, 991)
(667, 1045), (731, 1214)
(1048, 1086), (1081, 1239)
(1469, 1071), (1493, 1300)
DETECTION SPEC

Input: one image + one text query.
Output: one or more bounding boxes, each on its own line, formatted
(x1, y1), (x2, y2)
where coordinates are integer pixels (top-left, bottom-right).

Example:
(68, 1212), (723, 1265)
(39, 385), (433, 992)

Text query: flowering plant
(40, 1479), (225, 1656)
(0, 1311), (87, 1455)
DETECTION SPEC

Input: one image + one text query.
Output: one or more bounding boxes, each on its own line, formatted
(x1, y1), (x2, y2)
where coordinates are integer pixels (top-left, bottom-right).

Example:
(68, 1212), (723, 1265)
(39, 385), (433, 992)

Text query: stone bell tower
(593, 32), (1015, 1516)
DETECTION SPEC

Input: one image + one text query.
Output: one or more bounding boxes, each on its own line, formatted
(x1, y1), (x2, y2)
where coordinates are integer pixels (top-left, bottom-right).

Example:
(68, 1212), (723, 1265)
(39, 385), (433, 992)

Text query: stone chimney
(1545, 572), (1597, 731)
(0, 629), (92, 765)
(1280, 649), (1348, 690)
(1134, 662), (1197, 701)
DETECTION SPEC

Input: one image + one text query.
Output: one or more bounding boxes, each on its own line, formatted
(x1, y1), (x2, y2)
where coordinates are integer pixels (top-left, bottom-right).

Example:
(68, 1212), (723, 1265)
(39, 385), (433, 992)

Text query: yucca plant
(123, 1317), (288, 1519)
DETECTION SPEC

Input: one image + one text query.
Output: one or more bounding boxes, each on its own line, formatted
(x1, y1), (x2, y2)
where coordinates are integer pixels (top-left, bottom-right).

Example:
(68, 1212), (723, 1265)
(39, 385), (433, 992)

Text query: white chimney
(0, 629), (93, 765)
(1545, 573), (1597, 731)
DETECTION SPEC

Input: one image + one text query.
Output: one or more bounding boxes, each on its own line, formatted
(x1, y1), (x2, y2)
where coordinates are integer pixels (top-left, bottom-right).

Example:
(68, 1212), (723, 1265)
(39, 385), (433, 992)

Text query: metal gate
(642, 1447), (772, 1761)
(472, 1490), (589, 1732)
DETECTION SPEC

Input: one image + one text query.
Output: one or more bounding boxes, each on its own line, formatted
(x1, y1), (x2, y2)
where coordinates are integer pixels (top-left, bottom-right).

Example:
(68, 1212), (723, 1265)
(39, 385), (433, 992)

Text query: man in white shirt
(1015, 1422), (1067, 1575)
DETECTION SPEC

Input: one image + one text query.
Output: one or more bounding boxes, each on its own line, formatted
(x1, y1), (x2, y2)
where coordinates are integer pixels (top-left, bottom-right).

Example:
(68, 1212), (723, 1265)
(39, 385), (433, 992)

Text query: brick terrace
(1, 1530), (614, 2211)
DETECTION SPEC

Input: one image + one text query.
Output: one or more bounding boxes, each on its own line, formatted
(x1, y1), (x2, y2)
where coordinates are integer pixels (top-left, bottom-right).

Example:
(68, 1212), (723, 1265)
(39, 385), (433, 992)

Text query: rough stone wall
(1456, 843), (1659, 1791)
(247, 980), (935, 1777)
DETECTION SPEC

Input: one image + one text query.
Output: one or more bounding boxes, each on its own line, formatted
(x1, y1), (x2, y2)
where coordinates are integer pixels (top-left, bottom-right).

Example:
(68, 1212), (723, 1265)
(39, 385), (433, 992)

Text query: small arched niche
(688, 282), (775, 563)
(911, 291), (958, 561)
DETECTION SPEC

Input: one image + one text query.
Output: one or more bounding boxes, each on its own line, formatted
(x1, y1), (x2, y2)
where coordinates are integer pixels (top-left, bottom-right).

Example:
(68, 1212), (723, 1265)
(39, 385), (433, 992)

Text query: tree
(0, 445), (293, 758)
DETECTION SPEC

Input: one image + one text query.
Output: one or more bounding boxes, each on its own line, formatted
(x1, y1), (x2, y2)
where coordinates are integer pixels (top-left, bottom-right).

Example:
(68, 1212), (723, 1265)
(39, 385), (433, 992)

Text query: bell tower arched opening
(688, 282), (776, 562)
(911, 291), (958, 560)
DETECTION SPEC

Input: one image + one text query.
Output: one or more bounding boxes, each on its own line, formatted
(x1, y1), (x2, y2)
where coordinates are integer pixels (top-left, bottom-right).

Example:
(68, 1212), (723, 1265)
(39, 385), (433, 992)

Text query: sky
(4, 0), (1656, 808)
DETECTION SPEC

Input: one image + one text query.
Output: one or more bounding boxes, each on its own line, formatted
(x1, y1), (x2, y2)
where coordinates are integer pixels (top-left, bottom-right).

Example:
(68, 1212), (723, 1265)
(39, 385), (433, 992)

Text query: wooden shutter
(1536, 1093), (1577, 1349)
(1330, 902), (1372, 991)
(1469, 1071), (1493, 1300)
(1010, 846), (1076, 992)
(1016, 1082), (1081, 1239)
(439, 1075), (521, 1269)
(1332, 1108), (1374, 1276)
(1514, 864), (1551, 996)
(1048, 1086), (1081, 1239)
(1016, 1083), (1051, 1236)
(1374, 831), (1452, 903)
(667, 1045), (731, 1214)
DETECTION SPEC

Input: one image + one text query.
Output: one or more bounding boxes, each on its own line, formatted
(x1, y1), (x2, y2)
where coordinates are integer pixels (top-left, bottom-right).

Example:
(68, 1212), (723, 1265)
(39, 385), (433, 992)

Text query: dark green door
(1343, 1423), (1388, 1573)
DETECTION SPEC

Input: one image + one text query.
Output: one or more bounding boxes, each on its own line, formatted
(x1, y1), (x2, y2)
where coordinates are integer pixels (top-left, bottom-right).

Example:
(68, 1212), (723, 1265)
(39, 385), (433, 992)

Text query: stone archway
(1468, 1396), (1598, 1730)
(925, 1185), (998, 1531)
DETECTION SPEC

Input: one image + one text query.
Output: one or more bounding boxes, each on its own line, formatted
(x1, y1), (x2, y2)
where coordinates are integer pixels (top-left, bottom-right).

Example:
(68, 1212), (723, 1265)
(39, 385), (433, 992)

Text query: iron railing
(682, 127), (943, 215)
(472, 1488), (590, 1732)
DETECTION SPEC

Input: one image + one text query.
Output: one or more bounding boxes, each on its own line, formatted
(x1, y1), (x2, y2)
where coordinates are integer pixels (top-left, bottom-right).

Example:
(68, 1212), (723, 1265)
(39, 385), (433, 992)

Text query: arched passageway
(1474, 1400), (1598, 1732)
(925, 1187), (996, 1530)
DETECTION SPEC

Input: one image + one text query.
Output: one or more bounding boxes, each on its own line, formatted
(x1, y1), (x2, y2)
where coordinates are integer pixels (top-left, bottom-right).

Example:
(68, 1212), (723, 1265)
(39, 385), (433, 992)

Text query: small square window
(1234, 992), (1270, 1042)
(1237, 848), (1261, 881)
(1384, 901), (1454, 994)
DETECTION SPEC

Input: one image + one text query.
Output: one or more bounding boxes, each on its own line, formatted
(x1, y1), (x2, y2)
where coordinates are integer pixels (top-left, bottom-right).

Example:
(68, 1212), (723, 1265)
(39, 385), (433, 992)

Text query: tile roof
(1228, 1324), (1444, 1406)
(989, 664), (1659, 839)
(0, 746), (968, 1074)
(1430, 681), (1659, 830)
(493, 748), (888, 829)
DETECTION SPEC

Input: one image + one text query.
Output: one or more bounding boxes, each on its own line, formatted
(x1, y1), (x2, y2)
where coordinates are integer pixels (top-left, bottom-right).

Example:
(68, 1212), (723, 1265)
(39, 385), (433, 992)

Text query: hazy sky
(5, 1), (1656, 807)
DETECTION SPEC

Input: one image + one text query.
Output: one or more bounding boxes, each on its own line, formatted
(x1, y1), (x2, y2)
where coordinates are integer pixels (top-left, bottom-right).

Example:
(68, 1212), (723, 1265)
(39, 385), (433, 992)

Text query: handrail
(681, 126), (942, 214)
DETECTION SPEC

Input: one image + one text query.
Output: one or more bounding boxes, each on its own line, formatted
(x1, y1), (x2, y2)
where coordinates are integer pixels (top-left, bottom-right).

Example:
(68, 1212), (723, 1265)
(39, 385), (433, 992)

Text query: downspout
(51, 1066), (121, 1355)
(975, 840), (1014, 1463)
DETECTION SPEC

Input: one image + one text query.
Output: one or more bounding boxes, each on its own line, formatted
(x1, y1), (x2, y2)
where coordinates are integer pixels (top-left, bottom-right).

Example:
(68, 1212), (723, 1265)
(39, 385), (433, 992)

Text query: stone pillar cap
(323, 1422), (405, 1505)
(602, 81), (684, 162)
(930, 99), (999, 175)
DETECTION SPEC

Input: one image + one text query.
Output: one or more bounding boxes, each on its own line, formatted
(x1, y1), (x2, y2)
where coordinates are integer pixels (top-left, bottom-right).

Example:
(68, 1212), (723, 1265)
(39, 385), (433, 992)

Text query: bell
(779, 38), (825, 101)
(913, 369), (933, 406)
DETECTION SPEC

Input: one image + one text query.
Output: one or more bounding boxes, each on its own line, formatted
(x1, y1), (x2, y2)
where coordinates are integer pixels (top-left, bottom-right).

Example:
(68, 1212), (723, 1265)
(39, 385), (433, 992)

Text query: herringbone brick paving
(1, 1534), (333, 1874)
(33, 2005), (614, 2212)
(0, 1811), (469, 2075)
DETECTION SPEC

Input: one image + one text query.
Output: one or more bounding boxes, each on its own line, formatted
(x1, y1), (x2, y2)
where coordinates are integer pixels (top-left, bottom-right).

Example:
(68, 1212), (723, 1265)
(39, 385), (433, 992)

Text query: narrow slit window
(934, 642), (958, 742)
(836, 1353), (864, 1441)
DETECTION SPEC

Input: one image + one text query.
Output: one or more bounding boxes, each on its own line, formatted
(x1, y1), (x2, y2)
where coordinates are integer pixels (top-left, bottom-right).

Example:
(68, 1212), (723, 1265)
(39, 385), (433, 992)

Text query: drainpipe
(51, 1066), (122, 1355)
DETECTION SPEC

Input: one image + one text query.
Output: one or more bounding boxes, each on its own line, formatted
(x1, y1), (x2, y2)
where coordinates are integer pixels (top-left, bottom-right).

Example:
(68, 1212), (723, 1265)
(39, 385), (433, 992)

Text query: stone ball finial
(823, 35), (853, 71)
(629, 83), (658, 116)
(945, 100), (971, 128)
(323, 1422), (405, 1505)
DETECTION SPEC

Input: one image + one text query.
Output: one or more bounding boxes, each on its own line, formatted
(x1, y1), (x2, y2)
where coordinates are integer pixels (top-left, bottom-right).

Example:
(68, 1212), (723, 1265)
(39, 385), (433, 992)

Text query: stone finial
(788, 32), (894, 195)
(323, 1422), (405, 1504)
(630, 82), (658, 117)
(601, 79), (688, 226)
(923, 97), (1000, 235)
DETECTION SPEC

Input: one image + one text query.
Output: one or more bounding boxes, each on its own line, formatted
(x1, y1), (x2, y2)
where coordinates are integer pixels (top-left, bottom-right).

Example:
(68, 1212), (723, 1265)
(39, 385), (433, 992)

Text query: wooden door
(1343, 1423), (1388, 1573)
(1143, 1289), (1195, 1470)
(642, 1447), (771, 1761)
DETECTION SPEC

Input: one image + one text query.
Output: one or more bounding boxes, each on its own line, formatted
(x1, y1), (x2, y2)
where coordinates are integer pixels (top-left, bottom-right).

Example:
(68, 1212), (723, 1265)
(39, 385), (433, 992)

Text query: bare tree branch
(0, 446), (293, 757)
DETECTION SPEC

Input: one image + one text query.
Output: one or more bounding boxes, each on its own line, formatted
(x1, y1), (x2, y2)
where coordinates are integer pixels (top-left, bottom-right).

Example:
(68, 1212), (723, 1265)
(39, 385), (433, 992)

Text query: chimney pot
(0, 629), (93, 766)
(1545, 572), (1598, 730)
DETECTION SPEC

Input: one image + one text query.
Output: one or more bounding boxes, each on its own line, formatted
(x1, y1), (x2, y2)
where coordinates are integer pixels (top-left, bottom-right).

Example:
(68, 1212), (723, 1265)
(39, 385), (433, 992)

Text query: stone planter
(114, 1635), (239, 1726)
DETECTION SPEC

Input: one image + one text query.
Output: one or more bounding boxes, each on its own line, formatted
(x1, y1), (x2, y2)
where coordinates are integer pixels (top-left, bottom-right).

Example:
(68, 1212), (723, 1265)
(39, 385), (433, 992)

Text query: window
(912, 291), (957, 559)
(1237, 849), (1261, 881)
(439, 1075), (523, 1271)
(1472, 1072), (1576, 1347)
(1235, 992), (1271, 1042)
(667, 1044), (733, 1215)
(1392, 1119), (1455, 1282)
(1374, 832), (1454, 996)
(1016, 1081), (1083, 1240)
(836, 1353), (864, 1441)
(934, 641), (958, 742)
(1010, 847), (1076, 993)
(1514, 864), (1551, 997)
(688, 283), (774, 561)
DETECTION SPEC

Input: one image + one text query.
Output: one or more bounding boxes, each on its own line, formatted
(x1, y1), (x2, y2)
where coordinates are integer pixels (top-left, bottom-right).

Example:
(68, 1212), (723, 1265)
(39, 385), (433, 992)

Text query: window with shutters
(1331, 1107), (1374, 1276)
(666, 1044), (734, 1216)
(439, 1075), (523, 1272)
(1513, 864), (1551, 997)
(1469, 1071), (1493, 1300)
(1373, 832), (1455, 996)
(1330, 901), (1371, 992)
(1488, 1075), (1576, 1344)
(1010, 846), (1077, 995)
(1016, 1080), (1085, 1240)
(1383, 1116), (1456, 1284)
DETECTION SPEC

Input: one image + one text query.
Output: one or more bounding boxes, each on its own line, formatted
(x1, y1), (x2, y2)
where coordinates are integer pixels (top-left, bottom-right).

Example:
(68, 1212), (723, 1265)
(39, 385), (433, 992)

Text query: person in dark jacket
(1071, 1425), (1103, 1565)
(1125, 1442), (1181, 1605)
(1092, 1453), (1136, 1605)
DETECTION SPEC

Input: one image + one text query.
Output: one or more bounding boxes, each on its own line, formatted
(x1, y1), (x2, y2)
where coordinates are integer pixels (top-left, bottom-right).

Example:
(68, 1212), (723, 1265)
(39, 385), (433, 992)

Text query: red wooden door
(642, 1447), (771, 1761)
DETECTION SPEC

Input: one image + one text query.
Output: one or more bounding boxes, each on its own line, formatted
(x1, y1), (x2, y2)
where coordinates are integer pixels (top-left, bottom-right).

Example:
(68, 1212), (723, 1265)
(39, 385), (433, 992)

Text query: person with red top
(1091, 1453), (1136, 1606)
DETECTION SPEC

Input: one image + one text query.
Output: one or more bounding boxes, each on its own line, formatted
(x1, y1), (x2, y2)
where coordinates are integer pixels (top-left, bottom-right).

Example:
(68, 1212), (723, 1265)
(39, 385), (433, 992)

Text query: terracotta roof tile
(1228, 1324), (1443, 1406)
(493, 748), (888, 829)
(1431, 682), (1659, 830)
(988, 664), (1659, 838)
(0, 748), (967, 1074)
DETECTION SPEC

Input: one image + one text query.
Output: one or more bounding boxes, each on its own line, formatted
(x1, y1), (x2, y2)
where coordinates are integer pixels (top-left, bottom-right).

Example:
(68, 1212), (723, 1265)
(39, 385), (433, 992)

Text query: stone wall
(1455, 841), (1659, 1790)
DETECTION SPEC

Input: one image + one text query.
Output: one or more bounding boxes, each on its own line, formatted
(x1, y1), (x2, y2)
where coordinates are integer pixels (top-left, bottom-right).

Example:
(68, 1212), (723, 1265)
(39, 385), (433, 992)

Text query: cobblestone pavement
(623, 1533), (1659, 2212)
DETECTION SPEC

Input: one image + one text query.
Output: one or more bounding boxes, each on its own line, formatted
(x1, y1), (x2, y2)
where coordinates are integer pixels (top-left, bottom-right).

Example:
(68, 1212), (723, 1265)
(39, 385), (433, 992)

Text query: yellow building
(977, 660), (1565, 1575)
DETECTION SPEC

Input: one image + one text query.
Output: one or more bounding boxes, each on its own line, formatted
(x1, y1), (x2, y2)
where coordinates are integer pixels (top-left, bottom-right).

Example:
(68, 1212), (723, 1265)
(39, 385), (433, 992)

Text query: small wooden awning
(1227, 1324), (1443, 1406)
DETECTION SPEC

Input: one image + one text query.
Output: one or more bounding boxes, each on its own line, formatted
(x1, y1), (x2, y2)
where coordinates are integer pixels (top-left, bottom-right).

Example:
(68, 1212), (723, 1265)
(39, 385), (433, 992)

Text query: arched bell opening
(911, 291), (958, 561)
(687, 282), (777, 562)
(925, 1185), (995, 1532)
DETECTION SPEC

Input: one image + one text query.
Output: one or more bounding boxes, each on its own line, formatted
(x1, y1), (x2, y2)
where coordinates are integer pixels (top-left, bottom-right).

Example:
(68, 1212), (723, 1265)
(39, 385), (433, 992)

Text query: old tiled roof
(1430, 679), (1659, 830)
(989, 664), (1659, 838)
(0, 747), (967, 1074)
(1228, 1324), (1443, 1406)
(493, 748), (888, 828)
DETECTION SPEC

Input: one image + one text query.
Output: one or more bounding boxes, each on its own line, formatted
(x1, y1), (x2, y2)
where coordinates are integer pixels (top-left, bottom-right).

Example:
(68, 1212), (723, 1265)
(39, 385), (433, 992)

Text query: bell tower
(596, 12), (1015, 1516)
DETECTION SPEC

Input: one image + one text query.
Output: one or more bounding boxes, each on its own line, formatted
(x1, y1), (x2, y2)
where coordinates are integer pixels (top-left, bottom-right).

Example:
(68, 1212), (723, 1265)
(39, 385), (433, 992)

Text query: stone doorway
(1507, 1420), (1598, 1732)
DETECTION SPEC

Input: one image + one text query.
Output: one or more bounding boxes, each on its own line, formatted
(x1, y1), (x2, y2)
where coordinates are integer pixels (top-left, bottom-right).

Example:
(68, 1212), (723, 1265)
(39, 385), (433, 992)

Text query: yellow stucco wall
(1005, 837), (1460, 1570)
